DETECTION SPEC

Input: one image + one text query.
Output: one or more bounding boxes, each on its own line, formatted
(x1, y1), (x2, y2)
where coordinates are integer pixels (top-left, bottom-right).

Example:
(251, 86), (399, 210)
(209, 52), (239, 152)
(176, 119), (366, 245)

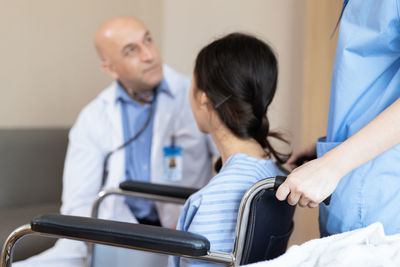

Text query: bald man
(14, 17), (216, 267)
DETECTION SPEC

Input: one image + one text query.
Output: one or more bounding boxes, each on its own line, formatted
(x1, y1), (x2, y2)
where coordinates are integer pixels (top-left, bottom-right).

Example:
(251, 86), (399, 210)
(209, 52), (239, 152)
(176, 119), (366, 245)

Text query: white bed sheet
(245, 222), (400, 267)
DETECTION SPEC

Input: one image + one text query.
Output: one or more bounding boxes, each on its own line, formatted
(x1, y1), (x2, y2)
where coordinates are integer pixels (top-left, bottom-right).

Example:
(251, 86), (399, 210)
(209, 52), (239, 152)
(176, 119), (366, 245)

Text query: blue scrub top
(317, 0), (400, 236)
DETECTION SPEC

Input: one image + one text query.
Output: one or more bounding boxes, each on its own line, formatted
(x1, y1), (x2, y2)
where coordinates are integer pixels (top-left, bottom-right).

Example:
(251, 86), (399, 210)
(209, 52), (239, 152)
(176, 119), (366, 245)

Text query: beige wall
(0, 0), (163, 127)
(301, 0), (342, 145)
(289, 0), (344, 245)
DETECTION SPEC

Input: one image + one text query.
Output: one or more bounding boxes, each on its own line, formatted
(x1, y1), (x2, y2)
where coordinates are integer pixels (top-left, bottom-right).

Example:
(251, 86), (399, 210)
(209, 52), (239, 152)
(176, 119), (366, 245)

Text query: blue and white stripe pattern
(170, 153), (285, 267)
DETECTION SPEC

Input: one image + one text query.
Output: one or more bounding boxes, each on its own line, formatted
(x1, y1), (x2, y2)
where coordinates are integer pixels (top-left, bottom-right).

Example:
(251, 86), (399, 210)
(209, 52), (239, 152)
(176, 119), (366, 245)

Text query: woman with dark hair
(170, 33), (289, 267)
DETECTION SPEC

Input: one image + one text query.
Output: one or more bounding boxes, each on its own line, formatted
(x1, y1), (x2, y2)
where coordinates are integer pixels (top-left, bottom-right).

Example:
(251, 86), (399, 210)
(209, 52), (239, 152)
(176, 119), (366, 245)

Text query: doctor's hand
(287, 143), (317, 170)
(276, 156), (342, 208)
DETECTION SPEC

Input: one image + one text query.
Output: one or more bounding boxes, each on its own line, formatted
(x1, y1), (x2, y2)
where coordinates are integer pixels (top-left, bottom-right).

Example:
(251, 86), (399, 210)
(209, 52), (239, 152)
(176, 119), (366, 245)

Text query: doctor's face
(100, 20), (163, 93)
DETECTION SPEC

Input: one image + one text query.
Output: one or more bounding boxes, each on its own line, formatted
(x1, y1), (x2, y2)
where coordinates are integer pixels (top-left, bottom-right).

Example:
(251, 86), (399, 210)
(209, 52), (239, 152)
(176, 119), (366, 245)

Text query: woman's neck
(210, 125), (269, 165)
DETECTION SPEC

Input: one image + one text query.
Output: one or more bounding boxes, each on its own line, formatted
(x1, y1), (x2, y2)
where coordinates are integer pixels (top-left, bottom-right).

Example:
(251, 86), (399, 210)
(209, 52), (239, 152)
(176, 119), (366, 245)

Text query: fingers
(298, 196), (310, 207)
(287, 147), (317, 170)
(308, 202), (319, 208)
(276, 181), (301, 206)
(287, 152), (306, 169)
(276, 179), (319, 207)
(287, 191), (301, 206)
(298, 197), (319, 208)
(276, 183), (290, 201)
(278, 186), (309, 206)
(287, 153), (300, 165)
(288, 161), (300, 170)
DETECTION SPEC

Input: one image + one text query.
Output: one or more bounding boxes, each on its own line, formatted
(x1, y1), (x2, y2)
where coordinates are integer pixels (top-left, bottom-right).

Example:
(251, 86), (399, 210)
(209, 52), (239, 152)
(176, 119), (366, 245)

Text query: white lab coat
(15, 65), (216, 267)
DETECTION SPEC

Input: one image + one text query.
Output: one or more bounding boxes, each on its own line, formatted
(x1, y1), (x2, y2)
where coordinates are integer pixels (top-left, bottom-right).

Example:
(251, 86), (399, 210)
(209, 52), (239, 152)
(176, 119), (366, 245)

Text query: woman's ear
(199, 91), (211, 107)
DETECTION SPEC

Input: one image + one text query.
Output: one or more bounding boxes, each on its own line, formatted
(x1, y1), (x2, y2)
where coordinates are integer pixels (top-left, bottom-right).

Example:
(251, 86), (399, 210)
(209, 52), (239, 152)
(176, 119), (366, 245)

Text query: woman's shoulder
(221, 153), (282, 177)
(203, 154), (283, 191)
(187, 153), (284, 204)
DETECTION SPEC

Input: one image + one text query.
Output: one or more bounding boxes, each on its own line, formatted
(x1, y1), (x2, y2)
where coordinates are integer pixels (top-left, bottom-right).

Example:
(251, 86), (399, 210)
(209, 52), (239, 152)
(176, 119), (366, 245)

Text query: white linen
(245, 222), (400, 267)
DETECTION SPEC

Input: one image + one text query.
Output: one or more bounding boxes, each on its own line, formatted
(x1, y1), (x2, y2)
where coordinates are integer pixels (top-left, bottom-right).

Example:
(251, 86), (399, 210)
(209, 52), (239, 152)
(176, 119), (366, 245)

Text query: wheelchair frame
(1, 177), (289, 267)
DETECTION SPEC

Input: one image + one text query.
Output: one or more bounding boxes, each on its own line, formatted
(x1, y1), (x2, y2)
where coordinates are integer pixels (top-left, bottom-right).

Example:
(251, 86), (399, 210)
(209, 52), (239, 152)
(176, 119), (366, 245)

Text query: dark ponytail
(194, 33), (289, 172)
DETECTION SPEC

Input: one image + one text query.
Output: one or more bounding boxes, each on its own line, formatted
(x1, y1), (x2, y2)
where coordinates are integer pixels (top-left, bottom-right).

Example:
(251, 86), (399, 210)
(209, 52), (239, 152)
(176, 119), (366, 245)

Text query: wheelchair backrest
(235, 180), (296, 265)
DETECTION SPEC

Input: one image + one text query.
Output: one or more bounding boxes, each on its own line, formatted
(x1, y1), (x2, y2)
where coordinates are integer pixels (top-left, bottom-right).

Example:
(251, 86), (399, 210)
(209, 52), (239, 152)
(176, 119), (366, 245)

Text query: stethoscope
(100, 87), (158, 189)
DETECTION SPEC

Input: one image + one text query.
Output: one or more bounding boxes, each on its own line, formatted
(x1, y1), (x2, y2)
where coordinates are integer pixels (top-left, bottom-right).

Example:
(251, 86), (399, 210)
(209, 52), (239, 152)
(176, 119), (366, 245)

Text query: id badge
(163, 145), (183, 181)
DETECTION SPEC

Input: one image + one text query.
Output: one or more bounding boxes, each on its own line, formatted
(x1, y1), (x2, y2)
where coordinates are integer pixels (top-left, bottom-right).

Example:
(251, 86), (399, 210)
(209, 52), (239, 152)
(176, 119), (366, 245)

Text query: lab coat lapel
(103, 82), (125, 187)
(151, 90), (175, 184)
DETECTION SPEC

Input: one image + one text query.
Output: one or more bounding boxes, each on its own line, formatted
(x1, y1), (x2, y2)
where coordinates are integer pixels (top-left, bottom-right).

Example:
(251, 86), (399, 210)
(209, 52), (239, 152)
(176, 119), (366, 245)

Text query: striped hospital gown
(170, 153), (285, 267)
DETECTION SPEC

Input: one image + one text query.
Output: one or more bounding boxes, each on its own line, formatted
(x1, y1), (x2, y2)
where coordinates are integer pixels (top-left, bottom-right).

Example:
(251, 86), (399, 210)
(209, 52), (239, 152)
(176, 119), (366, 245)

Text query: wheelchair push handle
(274, 176), (331, 206)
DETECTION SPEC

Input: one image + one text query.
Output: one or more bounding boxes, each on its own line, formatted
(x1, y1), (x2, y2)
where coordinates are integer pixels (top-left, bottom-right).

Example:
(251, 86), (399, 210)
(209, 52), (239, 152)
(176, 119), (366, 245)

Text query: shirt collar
(115, 78), (173, 104)
(157, 78), (173, 97)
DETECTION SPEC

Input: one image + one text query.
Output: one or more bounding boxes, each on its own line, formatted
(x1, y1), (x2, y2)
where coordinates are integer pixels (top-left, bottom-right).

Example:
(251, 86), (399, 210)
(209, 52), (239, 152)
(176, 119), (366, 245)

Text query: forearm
(323, 98), (400, 177)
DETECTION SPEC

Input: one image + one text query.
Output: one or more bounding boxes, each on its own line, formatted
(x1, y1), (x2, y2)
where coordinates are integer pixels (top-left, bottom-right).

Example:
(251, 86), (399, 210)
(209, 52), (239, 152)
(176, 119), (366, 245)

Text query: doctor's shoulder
(75, 85), (113, 122)
(69, 83), (115, 142)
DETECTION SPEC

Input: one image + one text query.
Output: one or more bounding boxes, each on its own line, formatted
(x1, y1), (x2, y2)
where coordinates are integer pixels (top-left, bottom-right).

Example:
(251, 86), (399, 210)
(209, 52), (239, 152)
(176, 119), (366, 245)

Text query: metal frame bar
(1, 225), (33, 267)
(91, 188), (187, 218)
(233, 178), (276, 264)
(1, 226), (234, 267)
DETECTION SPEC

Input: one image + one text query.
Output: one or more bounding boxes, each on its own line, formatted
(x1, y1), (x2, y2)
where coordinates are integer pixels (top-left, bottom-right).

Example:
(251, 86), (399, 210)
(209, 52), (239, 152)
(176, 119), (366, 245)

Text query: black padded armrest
(31, 214), (210, 256)
(120, 180), (198, 200)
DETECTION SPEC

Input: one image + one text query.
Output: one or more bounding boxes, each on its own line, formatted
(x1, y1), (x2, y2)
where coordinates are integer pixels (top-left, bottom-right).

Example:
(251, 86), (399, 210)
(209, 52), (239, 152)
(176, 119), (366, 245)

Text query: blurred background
(0, 0), (342, 260)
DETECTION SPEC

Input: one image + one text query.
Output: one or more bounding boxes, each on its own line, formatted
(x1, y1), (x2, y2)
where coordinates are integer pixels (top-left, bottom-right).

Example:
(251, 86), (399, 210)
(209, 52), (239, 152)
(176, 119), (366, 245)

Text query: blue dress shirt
(116, 79), (172, 221)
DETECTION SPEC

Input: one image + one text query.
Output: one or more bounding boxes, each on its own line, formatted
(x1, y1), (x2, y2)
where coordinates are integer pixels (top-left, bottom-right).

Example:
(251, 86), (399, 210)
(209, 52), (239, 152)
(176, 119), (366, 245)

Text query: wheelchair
(1, 176), (296, 267)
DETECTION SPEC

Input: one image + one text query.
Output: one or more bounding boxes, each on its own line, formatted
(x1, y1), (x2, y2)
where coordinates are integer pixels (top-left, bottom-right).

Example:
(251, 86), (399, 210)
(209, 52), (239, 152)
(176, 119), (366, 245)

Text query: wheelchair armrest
(119, 180), (198, 200)
(31, 214), (210, 256)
